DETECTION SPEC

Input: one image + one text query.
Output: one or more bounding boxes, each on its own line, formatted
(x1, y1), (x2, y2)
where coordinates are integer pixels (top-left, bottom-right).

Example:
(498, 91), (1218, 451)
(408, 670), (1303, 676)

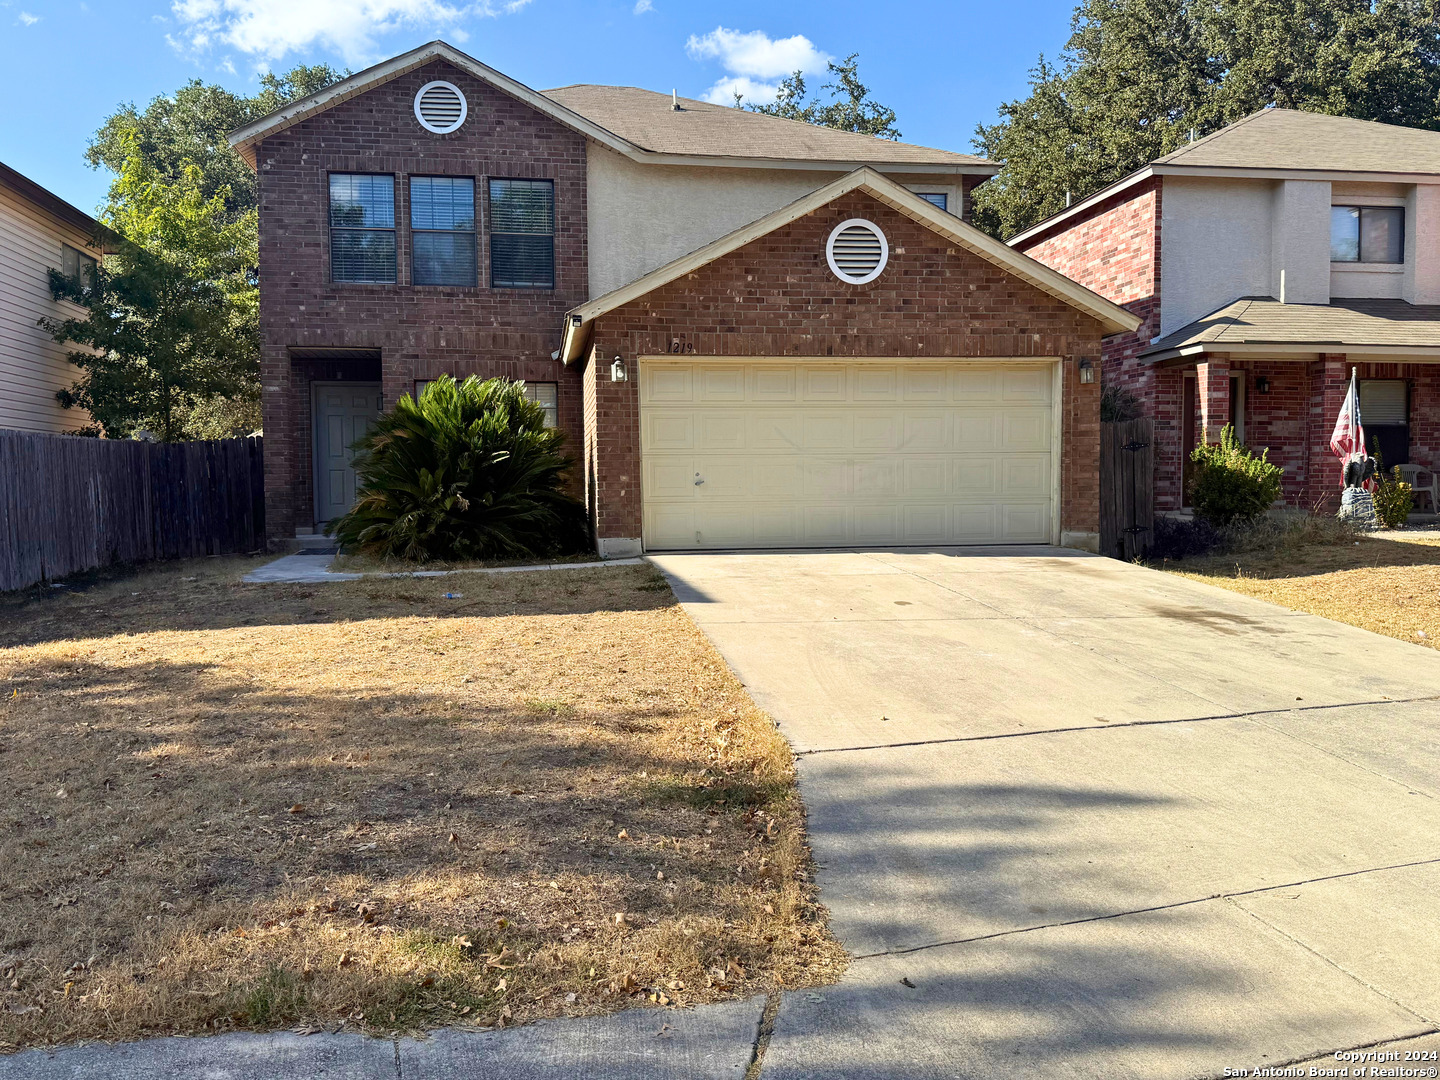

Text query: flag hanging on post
(1329, 367), (1366, 464)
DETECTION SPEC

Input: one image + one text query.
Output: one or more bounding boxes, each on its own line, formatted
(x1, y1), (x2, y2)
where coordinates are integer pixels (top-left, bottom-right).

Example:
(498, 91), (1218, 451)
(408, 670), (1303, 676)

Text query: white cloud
(633, 0), (652, 12)
(685, 27), (829, 106)
(170, 0), (528, 63)
(685, 27), (828, 79)
(17, 10), (39, 23)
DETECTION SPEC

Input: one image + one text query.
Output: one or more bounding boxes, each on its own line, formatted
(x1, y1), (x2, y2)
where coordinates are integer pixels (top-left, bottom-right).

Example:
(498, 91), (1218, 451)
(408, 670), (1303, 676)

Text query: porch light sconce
(1255, 376), (1271, 394)
(1078, 358), (1096, 384)
(610, 356), (628, 383)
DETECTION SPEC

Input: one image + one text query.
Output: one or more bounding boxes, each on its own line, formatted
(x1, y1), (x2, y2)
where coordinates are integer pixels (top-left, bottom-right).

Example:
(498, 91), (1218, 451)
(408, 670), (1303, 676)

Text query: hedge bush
(327, 375), (588, 562)
(1187, 425), (1284, 527)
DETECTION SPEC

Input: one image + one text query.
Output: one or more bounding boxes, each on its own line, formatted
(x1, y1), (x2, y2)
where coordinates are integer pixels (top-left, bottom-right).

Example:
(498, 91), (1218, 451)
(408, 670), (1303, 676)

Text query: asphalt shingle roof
(540, 85), (991, 168)
(1154, 108), (1440, 174)
(1142, 297), (1440, 357)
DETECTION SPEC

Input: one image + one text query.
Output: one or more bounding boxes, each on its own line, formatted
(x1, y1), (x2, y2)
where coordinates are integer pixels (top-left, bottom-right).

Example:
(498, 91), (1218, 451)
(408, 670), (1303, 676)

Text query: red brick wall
(255, 59), (587, 541)
(585, 191), (1106, 543)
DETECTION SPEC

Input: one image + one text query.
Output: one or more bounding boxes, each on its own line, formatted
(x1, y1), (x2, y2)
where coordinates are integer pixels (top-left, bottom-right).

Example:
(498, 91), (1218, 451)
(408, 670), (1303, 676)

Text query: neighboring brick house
(1012, 108), (1440, 514)
(0, 162), (107, 433)
(231, 40), (1137, 553)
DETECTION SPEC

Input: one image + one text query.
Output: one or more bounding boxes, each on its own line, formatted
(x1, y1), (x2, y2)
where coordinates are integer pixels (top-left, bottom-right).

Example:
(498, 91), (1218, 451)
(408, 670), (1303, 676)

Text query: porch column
(1197, 357), (1230, 444)
(1306, 354), (1350, 509)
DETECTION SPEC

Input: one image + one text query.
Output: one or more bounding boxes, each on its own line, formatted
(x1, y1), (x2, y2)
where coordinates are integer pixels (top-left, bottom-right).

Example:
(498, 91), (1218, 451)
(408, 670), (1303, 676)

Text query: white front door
(639, 360), (1059, 550)
(313, 382), (382, 525)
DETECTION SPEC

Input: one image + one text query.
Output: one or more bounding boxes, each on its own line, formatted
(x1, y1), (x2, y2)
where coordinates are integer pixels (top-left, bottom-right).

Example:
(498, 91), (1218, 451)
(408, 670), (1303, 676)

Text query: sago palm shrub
(326, 375), (588, 561)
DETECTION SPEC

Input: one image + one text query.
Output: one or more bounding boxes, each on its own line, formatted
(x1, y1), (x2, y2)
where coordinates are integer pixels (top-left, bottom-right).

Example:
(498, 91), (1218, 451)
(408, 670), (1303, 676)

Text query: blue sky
(0, 0), (1076, 215)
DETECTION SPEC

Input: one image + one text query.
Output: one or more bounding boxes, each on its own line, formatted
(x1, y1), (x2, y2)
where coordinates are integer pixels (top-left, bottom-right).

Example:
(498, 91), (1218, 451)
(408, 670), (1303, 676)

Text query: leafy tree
(43, 137), (259, 442)
(327, 376), (588, 562)
(972, 0), (1440, 239)
(743, 54), (902, 139)
(87, 65), (346, 224)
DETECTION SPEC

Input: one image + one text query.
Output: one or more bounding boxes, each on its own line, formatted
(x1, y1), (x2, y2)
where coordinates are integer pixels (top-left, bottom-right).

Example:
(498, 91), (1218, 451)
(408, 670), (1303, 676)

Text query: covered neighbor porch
(1140, 297), (1440, 512)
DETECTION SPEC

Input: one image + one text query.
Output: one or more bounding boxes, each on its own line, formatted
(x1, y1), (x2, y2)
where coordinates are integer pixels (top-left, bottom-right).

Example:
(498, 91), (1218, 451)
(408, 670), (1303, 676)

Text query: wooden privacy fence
(0, 431), (264, 591)
(1100, 418), (1154, 561)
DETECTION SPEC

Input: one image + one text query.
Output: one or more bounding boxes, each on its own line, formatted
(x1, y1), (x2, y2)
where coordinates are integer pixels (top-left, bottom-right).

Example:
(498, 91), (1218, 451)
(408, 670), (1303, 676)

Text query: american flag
(1329, 368), (1366, 463)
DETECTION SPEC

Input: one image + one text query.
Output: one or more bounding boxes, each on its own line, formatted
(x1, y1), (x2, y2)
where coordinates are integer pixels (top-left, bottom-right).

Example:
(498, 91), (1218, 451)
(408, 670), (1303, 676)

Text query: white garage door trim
(639, 357), (1062, 551)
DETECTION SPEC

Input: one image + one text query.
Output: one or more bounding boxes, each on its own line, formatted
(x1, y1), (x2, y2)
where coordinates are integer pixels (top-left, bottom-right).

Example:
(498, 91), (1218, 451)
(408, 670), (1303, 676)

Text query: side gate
(1100, 418), (1154, 561)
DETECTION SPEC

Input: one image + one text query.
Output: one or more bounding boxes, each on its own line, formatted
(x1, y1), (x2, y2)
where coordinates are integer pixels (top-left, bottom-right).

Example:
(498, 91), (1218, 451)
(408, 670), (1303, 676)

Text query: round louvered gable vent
(415, 81), (467, 134)
(826, 219), (889, 284)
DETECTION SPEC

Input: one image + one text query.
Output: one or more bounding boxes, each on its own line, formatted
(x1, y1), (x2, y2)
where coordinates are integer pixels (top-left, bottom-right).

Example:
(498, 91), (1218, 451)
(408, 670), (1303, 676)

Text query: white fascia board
(1148, 341), (1440, 365)
(561, 166), (1140, 362)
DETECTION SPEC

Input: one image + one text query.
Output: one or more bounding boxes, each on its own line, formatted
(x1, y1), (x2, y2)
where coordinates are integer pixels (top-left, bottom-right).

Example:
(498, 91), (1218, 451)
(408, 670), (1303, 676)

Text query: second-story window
(489, 178), (555, 289)
(330, 174), (396, 283)
(411, 177), (477, 286)
(60, 244), (97, 293)
(1331, 205), (1404, 264)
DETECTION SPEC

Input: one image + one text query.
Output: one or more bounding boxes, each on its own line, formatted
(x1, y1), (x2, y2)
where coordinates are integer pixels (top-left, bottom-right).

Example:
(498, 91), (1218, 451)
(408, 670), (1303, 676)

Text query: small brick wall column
(585, 345), (643, 555)
(1306, 354), (1351, 509)
(1197, 358), (1231, 444)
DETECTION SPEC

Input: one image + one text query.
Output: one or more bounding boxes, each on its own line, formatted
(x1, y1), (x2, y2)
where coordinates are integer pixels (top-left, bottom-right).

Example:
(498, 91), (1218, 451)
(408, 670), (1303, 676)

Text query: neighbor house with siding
(0, 162), (105, 433)
(229, 40), (1138, 554)
(1011, 109), (1440, 516)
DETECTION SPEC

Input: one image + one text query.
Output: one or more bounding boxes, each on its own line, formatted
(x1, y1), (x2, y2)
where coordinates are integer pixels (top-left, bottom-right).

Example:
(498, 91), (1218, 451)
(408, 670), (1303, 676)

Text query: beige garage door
(640, 360), (1058, 550)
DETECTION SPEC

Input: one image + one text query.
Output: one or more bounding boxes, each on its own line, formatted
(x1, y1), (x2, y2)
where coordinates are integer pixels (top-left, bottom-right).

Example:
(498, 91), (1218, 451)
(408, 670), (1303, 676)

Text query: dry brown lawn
(0, 559), (843, 1050)
(1163, 531), (1440, 649)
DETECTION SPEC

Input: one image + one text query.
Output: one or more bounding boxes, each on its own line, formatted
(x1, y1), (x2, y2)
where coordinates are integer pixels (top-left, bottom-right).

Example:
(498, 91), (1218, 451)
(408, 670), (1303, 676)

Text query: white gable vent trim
(415, 81), (468, 134)
(826, 219), (889, 284)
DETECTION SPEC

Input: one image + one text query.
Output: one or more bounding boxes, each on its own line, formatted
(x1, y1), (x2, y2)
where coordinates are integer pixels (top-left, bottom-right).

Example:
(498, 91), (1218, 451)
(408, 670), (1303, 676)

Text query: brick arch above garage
(579, 189), (1111, 553)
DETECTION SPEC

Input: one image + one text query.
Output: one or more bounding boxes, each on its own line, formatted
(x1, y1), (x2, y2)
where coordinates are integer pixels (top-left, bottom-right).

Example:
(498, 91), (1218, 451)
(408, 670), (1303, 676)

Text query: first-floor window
(522, 382), (558, 428)
(1331, 205), (1404, 263)
(330, 174), (397, 283)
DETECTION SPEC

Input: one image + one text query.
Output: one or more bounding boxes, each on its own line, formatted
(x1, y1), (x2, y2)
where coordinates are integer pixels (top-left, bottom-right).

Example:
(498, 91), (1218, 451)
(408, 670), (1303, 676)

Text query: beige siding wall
(585, 146), (966, 296)
(0, 184), (96, 432)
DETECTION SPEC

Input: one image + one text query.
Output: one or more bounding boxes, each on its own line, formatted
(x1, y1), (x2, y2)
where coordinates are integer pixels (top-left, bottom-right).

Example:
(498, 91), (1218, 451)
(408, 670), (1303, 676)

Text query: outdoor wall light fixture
(1256, 376), (1271, 393)
(1078, 358), (1096, 384)
(610, 357), (628, 383)
(571, 315), (583, 328)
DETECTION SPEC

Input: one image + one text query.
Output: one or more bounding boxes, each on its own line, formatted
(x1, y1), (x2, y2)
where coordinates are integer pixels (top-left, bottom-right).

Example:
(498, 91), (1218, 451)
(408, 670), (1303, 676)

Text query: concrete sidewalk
(0, 997), (766, 1079)
(650, 547), (1440, 1078)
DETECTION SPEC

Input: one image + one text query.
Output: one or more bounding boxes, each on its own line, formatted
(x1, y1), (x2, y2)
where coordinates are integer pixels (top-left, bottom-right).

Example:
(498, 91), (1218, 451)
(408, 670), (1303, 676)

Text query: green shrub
(1187, 425), (1284, 527)
(1373, 466), (1414, 528)
(327, 375), (588, 562)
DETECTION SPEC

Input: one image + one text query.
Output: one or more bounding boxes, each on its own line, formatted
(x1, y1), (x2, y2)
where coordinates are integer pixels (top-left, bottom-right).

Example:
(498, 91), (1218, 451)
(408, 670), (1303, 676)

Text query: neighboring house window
(489, 178), (555, 289)
(1330, 206), (1404, 264)
(330, 174), (396, 283)
(61, 244), (97, 292)
(917, 193), (948, 212)
(523, 382), (559, 428)
(411, 177), (477, 286)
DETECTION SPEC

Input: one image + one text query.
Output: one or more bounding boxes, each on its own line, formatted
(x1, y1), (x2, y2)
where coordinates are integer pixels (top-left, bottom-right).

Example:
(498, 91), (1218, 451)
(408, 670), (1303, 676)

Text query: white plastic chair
(1398, 464), (1439, 514)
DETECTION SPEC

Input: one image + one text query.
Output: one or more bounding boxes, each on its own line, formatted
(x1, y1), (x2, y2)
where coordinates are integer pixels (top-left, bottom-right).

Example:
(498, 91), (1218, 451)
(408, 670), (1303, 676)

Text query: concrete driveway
(648, 547), (1440, 1079)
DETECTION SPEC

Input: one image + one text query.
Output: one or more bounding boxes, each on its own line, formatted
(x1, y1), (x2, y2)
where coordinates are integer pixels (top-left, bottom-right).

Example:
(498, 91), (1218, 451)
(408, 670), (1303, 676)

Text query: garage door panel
(751, 412), (803, 450)
(641, 361), (1056, 550)
(646, 413), (694, 450)
(1000, 410), (1051, 452)
(644, 367), (693, 403)
(699, 367), (745, 401)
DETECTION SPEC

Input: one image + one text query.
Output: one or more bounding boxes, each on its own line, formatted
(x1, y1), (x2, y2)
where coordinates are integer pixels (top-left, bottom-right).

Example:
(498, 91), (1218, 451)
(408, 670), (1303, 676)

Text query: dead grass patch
(0, 559), (843, 1049)
(1162, 532), (1440, 649)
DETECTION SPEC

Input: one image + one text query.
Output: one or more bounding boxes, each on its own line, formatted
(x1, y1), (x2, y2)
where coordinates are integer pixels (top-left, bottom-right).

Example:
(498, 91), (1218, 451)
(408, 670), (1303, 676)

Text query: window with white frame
(330, 174), (396, 283)
(1331, 206), (1404, 264)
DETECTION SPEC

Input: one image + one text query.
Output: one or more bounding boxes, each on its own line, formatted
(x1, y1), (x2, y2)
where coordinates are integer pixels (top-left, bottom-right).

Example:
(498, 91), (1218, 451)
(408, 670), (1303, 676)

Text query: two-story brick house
(1012, 108), (1440, 514)
(230, 40), (1137, 553)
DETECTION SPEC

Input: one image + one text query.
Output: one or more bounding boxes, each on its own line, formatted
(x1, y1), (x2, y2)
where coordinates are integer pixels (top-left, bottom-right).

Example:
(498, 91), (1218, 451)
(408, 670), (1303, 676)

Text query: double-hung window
(1331, 205), (1404, 264)
(489, 178), (555, 289)
(329, 174), (396, 283)
(411, 176), (477, 286)
(522, 382), (559, 428)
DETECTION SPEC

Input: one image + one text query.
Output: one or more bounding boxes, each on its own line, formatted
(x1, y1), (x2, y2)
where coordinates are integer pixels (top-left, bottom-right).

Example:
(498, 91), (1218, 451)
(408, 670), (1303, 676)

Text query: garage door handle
(694, 476), (705, 485)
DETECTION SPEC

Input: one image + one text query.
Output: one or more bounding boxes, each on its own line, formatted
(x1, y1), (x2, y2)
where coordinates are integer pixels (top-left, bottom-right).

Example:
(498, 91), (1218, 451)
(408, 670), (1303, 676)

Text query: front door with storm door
(313, 382), (382, 526)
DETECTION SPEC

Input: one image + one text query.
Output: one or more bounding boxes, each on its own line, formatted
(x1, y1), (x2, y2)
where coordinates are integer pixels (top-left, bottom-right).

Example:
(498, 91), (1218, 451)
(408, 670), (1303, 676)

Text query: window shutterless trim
(488, 177), (556, 290)
(1330, 204), (1405, 264)
(409, 175), (478, 287)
